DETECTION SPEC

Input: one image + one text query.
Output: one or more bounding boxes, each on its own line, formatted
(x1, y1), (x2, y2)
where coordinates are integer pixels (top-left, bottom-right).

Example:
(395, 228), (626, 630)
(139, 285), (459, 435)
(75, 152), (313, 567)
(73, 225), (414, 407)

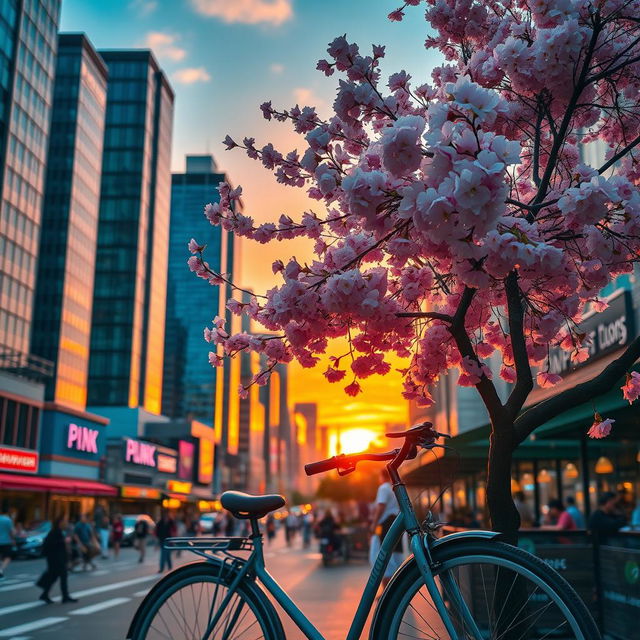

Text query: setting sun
(331, 428), (379, 455)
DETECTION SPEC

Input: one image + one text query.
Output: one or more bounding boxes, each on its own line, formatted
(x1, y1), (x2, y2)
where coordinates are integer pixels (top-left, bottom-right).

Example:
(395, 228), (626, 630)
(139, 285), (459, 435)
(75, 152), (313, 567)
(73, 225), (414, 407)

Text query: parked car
(15, 520), (51, 558)
(199, 512), (219, 534)
(121, 514), (155, 546)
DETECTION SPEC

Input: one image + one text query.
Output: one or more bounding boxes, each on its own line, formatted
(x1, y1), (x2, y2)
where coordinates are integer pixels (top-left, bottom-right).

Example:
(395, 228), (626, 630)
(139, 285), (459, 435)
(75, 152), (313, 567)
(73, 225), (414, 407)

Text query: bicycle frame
(202, 479), (463, 640)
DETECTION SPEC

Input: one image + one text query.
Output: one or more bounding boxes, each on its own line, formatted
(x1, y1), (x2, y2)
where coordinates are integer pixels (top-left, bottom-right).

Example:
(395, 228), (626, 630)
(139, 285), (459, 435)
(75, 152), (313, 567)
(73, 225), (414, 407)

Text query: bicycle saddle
(221, 491), (285, 519)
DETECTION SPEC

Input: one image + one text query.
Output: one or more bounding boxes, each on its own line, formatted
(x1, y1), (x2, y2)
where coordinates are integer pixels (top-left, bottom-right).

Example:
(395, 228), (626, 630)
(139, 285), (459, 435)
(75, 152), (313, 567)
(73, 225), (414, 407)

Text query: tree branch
(598, 134), (640, 174)
(396, 311), (454, 322)
(513, 334), (640, 445)
(505, 272), (534, 417)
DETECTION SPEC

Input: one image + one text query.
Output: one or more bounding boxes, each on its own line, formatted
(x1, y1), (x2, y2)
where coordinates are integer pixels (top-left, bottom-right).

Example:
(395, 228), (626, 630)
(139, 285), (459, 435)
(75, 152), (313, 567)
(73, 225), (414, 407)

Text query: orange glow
(333, 428), (378, 455)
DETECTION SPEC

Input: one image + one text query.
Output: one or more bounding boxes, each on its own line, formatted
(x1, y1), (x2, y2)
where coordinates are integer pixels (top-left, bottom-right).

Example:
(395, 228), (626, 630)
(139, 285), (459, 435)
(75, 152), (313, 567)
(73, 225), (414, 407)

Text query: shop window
(15, 403), (28, 447)
(2, 400), (16, 445)
(28, 407), (39, 449)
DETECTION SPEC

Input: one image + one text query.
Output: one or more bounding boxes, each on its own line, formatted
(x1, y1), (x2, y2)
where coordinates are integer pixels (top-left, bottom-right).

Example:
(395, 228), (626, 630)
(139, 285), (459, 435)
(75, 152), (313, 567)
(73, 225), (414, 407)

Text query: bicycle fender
(370, 530), (502, 639)
(126, 559), (275, 639)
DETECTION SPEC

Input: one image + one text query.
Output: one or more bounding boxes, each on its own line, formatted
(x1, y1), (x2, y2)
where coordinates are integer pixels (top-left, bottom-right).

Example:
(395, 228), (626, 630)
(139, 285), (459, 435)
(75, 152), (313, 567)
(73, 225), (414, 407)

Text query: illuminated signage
(198, 438), (214, 485)
(167, 480), (192, 494)
(125, 439), (156, 467)
(157, 454), (177, 474)
(67, 423), (99, 454)
(0, 446), (39, 473)
(178, 441), (194, 480)
(120, 486), (161, 499)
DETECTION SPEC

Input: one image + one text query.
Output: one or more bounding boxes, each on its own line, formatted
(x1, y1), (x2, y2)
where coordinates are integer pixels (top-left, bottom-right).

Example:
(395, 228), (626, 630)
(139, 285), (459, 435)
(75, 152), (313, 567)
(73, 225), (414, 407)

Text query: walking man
(369, 469), (403, 588)
(134, 516), (150, 563)
(94, 506), (110, 559)
(38, 516), (78, 604)
(156, 511), (176, 573)
(74, 513), (98, 571)
(0, 507), (15, 579)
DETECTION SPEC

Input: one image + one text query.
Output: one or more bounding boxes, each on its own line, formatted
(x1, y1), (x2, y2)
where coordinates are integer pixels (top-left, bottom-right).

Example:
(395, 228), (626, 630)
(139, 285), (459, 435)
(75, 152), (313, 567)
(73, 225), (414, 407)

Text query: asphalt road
(0, 532), (374, 639)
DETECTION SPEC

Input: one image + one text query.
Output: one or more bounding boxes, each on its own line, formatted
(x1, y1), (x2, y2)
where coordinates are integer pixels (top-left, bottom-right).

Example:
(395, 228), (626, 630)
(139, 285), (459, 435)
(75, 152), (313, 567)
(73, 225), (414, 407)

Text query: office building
(0, 0), (60, 355)
(88, 49), (174, 417)
(31, 33), (107, 411)
(163, 155), (234, 425)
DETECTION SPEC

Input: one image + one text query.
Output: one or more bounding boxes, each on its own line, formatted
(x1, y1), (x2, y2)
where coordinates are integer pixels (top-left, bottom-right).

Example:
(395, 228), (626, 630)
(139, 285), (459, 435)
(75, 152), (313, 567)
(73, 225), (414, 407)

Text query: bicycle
(127, 422), (600, 639)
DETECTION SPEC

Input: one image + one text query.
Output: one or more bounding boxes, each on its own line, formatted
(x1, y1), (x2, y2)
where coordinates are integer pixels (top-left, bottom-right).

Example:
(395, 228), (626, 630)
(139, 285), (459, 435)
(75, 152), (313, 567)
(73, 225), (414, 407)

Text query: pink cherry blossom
(190, 1), (640, 445)
(587, 416), (614, 439)
(622, 372), (640, 404)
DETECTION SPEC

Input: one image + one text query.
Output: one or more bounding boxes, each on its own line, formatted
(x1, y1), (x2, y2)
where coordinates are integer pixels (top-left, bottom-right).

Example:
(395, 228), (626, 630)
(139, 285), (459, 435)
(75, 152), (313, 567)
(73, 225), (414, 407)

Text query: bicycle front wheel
(129, 562), (282, 640)
(373, 539), (600, 640)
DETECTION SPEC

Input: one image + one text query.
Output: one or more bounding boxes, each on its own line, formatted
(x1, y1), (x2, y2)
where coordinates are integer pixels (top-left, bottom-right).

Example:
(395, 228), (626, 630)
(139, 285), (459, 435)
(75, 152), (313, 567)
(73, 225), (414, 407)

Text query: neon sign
(67, 423), (99, 454)
(125, 439), (156, 467)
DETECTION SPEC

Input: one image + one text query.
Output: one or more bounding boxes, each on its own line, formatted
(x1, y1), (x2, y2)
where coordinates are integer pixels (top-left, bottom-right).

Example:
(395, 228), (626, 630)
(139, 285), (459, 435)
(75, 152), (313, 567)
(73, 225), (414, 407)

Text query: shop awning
(0, 473), (117, 496)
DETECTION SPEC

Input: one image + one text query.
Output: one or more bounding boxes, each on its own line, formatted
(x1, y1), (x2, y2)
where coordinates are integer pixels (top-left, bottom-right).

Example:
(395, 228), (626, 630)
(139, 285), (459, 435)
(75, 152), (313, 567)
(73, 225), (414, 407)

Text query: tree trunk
(486, 422), (520, 544)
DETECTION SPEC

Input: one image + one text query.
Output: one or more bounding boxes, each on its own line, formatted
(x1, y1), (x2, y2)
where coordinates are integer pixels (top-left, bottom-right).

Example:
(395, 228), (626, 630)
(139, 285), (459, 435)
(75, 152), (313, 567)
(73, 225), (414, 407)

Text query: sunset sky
(60, 0), (442, 433)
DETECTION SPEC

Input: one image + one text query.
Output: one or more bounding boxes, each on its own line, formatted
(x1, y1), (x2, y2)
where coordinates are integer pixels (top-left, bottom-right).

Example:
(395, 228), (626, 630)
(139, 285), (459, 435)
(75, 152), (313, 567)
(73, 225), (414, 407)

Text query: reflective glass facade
(0, 0), (60, 355)
(88, 51), (173, 413)
(163, 156), (229, 424)
(31, 34), (107, 410)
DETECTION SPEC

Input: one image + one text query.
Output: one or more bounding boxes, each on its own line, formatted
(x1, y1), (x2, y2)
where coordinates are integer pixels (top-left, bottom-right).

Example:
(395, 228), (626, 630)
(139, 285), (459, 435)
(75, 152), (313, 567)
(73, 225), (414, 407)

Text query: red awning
(0, 474), (117, 496)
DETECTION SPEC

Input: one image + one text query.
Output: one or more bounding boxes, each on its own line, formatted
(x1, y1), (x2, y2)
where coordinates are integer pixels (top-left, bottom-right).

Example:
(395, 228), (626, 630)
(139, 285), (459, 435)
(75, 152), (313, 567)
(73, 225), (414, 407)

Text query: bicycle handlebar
(304, 422), (442, 477)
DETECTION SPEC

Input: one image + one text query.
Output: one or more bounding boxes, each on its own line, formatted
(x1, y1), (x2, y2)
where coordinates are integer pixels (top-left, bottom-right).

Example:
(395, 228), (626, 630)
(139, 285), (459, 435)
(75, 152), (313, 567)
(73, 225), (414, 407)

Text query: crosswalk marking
(0, 574), (158, 618)
(132, 590), (149, 597)
(69, 574), (158, 599)
(69, 597), (130, 615)
(0, 616), (67, 637)
(0, 582), (33, 593)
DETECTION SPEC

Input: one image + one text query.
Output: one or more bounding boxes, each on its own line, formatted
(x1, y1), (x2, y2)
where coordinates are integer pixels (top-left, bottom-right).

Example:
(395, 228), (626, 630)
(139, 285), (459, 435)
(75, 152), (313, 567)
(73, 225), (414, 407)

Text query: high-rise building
(0, 0), (60, 355)
(163, 155), (235, 424)
(88, 49), (174, 416)
(31, 33), (107, 411)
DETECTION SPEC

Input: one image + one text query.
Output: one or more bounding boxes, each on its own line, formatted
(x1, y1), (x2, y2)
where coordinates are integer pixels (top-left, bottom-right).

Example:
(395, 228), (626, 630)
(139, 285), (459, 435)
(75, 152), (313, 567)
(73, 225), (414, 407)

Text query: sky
(60, 0), (442, 433)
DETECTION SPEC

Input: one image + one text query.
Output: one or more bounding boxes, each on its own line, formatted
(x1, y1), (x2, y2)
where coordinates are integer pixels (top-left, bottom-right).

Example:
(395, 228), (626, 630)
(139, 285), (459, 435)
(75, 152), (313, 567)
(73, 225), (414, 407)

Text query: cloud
(129, 0), (157, 16)
(270, 63), (284, 75)
(143, 32), (186, 62)
(172, 67), (212, 84)
(190, 0), (293, 26)
(292, 87), (325, 109)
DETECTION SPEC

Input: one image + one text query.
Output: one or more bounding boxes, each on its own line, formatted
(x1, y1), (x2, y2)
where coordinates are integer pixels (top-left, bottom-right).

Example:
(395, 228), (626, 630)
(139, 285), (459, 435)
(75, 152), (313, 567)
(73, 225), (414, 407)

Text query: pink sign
(67, 423), (98, 454)
(125, 439), (156, 467)
(178, 440), (194, 480)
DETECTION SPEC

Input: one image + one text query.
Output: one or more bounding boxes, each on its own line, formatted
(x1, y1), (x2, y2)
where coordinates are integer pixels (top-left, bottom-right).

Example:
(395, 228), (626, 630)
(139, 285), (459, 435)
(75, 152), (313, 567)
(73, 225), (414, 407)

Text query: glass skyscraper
(31, 33), (107, 410)
(88, 50), (174, 414)
(0, 0), (60, 356)
(163, 155), (234, 426)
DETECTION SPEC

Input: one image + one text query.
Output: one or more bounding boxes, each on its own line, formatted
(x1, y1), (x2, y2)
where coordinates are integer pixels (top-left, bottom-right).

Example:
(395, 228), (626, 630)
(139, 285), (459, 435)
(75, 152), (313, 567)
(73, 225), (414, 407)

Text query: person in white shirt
(369, 469), (403, 587)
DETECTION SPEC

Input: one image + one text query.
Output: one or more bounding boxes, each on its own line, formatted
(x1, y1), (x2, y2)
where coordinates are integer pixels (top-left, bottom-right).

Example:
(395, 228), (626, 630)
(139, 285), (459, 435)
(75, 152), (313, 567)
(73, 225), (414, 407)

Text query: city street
(0, 532), (372, 639)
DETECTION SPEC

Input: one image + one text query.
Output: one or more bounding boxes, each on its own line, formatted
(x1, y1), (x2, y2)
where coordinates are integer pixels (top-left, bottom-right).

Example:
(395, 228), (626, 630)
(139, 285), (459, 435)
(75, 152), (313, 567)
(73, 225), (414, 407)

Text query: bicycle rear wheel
(373, 539), (600, 640)
(129, 562), (282, 640)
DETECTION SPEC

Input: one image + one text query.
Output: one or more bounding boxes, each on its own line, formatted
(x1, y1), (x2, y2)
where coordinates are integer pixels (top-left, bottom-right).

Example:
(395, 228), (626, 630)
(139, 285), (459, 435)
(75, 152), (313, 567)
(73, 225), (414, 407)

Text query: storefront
(404, 287), (640, 527)
(1, 414), (116, 524)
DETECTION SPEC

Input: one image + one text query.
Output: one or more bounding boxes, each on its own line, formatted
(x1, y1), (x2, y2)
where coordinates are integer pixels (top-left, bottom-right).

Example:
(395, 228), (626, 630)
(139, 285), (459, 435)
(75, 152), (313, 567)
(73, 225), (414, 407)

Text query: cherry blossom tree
(191, 0), (640, 538)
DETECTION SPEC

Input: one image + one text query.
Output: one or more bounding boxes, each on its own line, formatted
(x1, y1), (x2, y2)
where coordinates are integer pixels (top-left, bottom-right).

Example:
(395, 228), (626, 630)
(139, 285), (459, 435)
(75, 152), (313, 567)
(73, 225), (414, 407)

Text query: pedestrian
(38, 516), (78, 604)
(302, 511), (313, 548)
(94, 505), (110, 559)
(285, 512), (297, 547)
(565, 496), (585, 529)
(541, 499), (576, 530)
(74, 513), (98, 571)
(111, 514), (124, 560)
(265, 514), (276, 544)
(186, 515), (200, 537)
(155, 511), (176, 573)
(134, 516), (150, 563)
(631, 501), (640, 530)
(589, 491), (627, 544)
(513, 491), (534, 528)
(0, 506), (16, 579)
(369, 468), (403, 588)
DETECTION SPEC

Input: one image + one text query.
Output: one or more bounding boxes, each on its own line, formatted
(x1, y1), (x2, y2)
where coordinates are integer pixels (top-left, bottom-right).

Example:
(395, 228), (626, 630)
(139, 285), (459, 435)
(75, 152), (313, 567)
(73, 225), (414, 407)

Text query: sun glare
(335, 428), (378, 454)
